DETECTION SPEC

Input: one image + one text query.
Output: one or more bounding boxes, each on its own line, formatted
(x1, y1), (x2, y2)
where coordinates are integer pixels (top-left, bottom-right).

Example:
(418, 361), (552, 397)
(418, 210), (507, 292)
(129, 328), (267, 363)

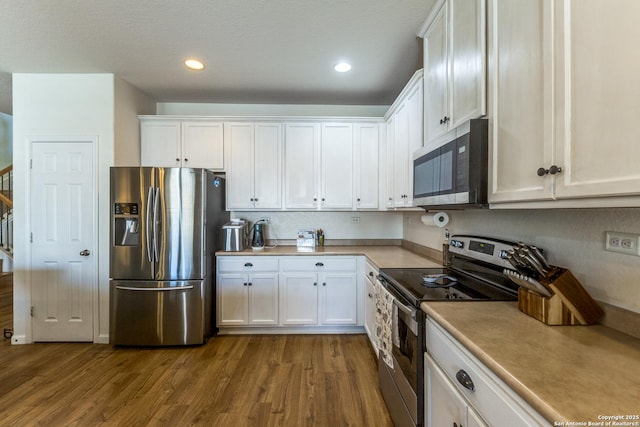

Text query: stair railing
(0, 165), (12, 256)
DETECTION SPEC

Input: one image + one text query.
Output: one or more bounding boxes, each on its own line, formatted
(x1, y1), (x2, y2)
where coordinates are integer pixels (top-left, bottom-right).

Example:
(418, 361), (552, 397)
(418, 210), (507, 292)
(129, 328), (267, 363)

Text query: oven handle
(393, 296), (416, 319)
(378, 275), (418, 321)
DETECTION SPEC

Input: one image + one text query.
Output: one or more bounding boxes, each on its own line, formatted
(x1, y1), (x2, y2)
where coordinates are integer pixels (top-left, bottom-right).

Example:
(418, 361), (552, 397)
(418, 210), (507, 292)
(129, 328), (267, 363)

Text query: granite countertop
(421, 301), (640, 424)
(216, 245), (441, 269)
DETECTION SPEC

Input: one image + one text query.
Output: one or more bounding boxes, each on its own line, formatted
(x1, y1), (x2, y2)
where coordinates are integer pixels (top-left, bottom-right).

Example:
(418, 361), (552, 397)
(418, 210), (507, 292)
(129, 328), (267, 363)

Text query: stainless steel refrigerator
(109, 167), (229, 346)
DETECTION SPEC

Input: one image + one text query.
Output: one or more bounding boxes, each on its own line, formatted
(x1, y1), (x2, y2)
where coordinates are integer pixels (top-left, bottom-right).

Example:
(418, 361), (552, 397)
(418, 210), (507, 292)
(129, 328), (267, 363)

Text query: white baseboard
(95, 334), (110, 344)
(11, 334), (27, 345)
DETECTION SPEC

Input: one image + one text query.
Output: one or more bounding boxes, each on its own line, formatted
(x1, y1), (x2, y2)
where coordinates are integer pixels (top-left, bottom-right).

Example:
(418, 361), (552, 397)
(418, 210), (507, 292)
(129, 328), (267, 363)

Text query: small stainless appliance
(109, 167), (229, 346)
(413, 118), (488, 209)
(377, 235), (521, 427)
(222, 219), (248, 252)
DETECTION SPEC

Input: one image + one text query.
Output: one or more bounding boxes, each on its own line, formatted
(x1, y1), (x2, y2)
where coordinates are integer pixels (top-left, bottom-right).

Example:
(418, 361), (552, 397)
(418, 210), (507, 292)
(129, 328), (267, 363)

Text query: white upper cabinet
(420, 0), (487, 149)
(385, 71), (424, 208)
(354, 123), (381, 209)
(489, 0), (640, 206)
(553, 0), (640, 200)
(487, 0), (554, 203)
(140, 118), (224, 169)
(284, 120), (381, 211)
(284, 122), (321, 209)
(225, 122), (282, 210)
(320, 123), (354, 209)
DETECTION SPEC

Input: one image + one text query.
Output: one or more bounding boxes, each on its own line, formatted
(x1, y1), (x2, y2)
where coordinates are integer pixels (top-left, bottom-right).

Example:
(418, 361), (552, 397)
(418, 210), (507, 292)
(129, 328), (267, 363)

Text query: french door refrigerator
(109, 167), (229, 346)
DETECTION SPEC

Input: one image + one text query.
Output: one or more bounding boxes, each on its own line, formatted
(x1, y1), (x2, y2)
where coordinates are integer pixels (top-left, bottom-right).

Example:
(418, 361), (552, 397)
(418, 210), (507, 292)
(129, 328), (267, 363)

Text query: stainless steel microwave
(412, 119), (488, 209)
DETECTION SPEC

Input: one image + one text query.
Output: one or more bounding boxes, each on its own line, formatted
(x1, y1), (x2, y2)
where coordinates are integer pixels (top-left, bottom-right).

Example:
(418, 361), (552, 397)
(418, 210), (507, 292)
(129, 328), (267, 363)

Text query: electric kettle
(251, 222), (265, 251)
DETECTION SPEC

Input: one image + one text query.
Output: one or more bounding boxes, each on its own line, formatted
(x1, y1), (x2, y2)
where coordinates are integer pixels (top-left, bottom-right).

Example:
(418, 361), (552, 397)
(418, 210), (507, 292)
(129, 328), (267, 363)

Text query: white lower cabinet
(280, 257), (358, 326)
(425, 317), (547, 426)
(425, 353), (487, 427)
(364, 261), (378, 353)
(217, 257), (279, 326)
(216, 255), (362, 331)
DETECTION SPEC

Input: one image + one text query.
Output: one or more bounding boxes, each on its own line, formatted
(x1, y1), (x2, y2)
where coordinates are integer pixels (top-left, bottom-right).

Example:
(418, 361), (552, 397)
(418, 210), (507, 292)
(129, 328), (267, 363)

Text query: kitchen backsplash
(230, 211), (403, 242)
(403, 208), (640, 315)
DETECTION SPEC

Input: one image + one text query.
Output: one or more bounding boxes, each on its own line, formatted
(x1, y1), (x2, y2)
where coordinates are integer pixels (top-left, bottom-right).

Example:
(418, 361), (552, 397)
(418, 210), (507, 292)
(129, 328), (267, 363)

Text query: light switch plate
(605, 231), (640, 256)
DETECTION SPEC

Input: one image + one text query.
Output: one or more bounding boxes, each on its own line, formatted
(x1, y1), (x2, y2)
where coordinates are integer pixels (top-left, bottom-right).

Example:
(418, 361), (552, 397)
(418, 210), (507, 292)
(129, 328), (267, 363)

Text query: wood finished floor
(0, 272), (11, 341)
(0, 334), (393, 426)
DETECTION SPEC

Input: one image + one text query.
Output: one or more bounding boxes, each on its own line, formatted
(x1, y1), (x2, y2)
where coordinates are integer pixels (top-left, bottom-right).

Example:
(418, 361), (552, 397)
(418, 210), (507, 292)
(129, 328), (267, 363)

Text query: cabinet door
(553, 0), (640, 199)
(225, 122), (256, 209)
(450, 0), (486, 129)
(424, 3), (450, 145)
(385, 116), (395, 208)
(354, 124), (380, 209)
(393, 104), (410, 207)
(248, 273), (279, 325)
(425, 353), (469, 427)
(284, 123), (320, 209)
(405, 81), (423, 207)
(364, 276), (377, 349)
(279, 274), (318, 325)
(321, 123), (354, 209)
(217, 274), (249, 326)
(319, 273), (358, 325)
(140, 120), (181, 167)
(182, 122), (224, 169)
(488, 0), (554, 203)
(254, 123), (282, 209)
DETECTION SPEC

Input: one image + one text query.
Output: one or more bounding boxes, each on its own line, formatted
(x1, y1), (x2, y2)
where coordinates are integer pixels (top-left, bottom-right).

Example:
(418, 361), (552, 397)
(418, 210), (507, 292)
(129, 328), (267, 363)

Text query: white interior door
(30, 140), (96, 342)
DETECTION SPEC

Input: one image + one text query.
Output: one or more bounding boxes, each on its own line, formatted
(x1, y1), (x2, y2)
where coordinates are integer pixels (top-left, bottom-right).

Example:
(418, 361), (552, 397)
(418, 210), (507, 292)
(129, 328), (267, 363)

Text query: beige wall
(403, 208), (640, 314)
(114, 78), (156, 166)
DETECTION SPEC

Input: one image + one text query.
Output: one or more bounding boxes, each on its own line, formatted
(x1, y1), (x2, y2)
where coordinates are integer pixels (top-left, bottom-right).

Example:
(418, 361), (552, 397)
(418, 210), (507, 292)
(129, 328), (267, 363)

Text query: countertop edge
(421, 302), (562, 424)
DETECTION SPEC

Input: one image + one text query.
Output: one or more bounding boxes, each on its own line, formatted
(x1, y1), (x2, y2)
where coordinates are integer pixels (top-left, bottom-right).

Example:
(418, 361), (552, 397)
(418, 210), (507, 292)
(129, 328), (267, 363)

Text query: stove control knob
(451, 240), (464, 249)
(498, 250), (509, 259)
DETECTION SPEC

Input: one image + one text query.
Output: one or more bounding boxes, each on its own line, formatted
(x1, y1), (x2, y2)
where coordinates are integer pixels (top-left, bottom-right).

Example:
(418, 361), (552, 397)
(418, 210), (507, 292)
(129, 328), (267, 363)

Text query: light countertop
(216, 245), (442, 269)
(421, 301), (640, 424)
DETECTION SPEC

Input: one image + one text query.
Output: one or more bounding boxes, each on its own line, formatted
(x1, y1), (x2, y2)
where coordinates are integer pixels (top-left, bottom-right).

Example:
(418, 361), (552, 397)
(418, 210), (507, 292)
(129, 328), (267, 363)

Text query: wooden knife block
(517, 267), (604, 325)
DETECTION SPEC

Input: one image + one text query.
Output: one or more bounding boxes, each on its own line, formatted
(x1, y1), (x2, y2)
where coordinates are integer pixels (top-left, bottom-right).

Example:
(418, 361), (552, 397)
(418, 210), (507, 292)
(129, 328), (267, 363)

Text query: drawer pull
(315, 262), (324, 267)
(244, 262), (253, 267)
(456, 369), (475, 391)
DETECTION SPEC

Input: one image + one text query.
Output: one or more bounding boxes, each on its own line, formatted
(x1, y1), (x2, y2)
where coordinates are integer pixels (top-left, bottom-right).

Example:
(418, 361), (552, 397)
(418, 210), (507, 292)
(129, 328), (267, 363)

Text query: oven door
(392, 296), (419, 400)
(378, 277), (423, 426)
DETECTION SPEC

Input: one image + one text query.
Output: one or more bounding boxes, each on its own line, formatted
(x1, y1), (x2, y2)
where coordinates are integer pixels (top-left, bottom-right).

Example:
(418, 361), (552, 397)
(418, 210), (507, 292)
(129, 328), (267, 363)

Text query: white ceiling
(0, 0), (435, 115)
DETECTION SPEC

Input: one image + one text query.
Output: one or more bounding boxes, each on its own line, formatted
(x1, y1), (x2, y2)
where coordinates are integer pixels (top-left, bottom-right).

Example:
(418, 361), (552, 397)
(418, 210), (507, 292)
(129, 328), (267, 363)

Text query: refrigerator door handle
(115, 285), (194, 292)
(153, 187), (161, 262)
(145, 186), (153, 262)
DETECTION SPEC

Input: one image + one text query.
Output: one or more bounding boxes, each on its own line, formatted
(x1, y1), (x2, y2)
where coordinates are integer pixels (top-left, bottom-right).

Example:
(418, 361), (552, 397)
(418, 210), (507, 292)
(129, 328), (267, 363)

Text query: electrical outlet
(351, 216), (361, 224)
(259, 217), (270, 224)
(605, 231), (640, 256)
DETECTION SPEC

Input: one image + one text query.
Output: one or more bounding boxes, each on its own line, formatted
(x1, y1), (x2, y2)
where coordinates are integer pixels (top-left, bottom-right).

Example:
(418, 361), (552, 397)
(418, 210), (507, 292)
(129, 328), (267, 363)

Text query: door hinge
(30, 159), (33, 169)
(30, 233), (33, 243)
(30, 306), (34, 317)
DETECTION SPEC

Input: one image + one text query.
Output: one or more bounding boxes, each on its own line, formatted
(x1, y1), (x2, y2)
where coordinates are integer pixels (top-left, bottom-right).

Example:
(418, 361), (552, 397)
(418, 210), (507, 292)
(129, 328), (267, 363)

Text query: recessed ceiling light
(334, 62), (352, 73)
(184, 59), (205, 70)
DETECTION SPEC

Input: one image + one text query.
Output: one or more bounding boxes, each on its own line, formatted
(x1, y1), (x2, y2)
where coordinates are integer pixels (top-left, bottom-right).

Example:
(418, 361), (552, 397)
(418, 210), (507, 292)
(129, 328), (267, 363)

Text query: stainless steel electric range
(376, 235), (523, 427)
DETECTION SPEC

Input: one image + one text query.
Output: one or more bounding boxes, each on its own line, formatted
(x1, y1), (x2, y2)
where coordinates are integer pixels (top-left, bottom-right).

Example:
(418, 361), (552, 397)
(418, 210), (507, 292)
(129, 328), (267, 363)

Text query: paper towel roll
(421, 212), (449, 228)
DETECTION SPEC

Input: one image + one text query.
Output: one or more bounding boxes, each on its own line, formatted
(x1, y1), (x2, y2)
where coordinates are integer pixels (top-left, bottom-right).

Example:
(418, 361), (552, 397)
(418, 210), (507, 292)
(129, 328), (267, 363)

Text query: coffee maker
(251, 222), (265, 251)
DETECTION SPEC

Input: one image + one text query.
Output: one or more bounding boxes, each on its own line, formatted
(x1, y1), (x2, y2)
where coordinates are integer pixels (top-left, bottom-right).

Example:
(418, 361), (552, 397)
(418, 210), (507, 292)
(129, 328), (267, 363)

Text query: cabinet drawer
(217, 256), (279, 272)
(282, 257), (357, 272)
(426, 318), (546, 426)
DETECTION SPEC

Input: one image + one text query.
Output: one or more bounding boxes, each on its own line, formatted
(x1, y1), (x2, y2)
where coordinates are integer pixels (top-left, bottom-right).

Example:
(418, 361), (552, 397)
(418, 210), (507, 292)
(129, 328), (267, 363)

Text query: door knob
(79, 249), (90, 256)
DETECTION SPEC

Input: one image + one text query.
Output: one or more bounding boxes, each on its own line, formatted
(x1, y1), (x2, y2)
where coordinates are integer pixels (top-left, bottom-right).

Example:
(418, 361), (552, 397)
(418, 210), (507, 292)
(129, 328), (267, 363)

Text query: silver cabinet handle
(79, 249), (90, 256)
(456, 369), (475, 391)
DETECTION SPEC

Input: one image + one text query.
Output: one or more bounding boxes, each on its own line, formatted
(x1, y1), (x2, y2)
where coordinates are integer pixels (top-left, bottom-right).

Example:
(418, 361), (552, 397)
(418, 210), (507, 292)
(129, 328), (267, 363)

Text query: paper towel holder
(421, 211), (450, 228)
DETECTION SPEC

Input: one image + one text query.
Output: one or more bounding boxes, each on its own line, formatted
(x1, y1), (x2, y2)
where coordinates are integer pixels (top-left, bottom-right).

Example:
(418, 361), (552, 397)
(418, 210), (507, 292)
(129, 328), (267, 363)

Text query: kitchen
(2, 0), (640, 426)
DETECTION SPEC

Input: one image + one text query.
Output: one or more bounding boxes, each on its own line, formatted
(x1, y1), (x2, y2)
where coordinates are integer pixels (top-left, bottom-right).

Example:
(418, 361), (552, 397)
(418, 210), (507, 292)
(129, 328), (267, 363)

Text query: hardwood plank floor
(0, 334), (393, 426)
(0, 272), (12, 340)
